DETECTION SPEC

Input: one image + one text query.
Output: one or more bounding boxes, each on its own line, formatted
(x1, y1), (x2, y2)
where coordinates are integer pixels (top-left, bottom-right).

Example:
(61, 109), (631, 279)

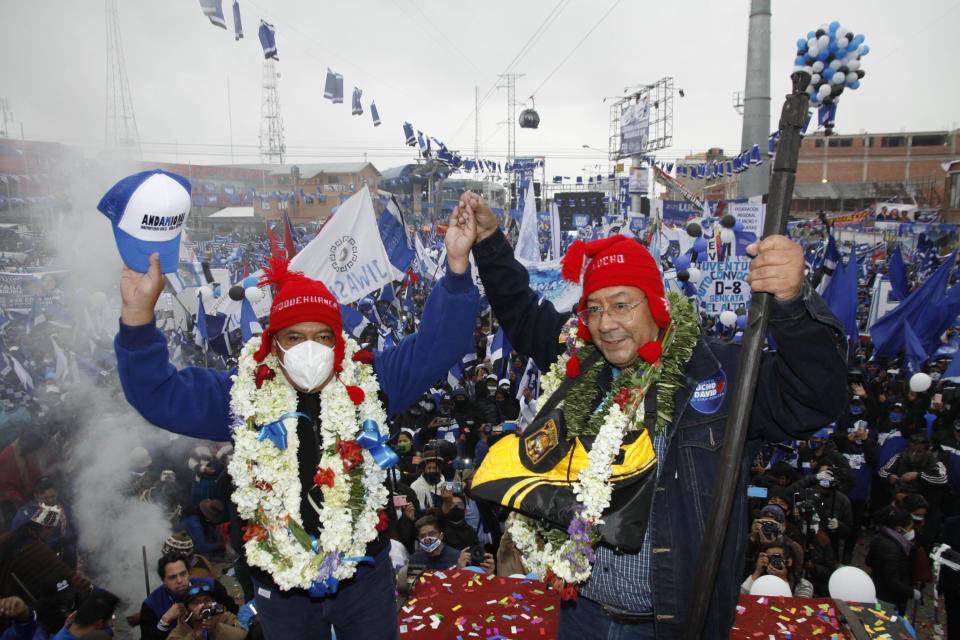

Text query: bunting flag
(258, 20), (278, 60)
(333, 73), (344, 104)
(232, 0), (243, 39)
(402, 122), (416, 146)
(351, 87), (363, 116)
(199, 0), (227, 28)
(323, 69), (338, 100)
(370, 102), (381, 126)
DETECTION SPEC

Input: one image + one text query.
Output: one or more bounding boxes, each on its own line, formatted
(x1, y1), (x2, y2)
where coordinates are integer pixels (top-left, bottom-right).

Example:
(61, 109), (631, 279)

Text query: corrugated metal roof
(268, 162), (379, 178)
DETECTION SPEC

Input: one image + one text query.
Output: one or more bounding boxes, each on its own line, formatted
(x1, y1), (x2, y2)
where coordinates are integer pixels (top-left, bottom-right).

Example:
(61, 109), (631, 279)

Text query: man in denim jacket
(453, 191), (847, 639)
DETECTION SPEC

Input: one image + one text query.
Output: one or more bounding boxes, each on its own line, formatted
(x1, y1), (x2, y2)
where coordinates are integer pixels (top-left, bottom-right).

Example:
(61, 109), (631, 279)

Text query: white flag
(514, 182), (540, 264)
(290, 186), (404, 303)
(50, 337), (69, 381)
(549, 201), (561, 260)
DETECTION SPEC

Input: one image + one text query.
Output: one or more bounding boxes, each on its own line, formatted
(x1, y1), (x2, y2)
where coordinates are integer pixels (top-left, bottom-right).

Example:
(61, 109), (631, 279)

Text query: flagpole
(681, 70), (811, 640)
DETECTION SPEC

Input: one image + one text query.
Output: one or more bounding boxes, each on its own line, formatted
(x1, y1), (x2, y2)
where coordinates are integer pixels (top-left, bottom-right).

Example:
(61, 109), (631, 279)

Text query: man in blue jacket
(454, 191), (847, 640)
(114, 223), (478, 640)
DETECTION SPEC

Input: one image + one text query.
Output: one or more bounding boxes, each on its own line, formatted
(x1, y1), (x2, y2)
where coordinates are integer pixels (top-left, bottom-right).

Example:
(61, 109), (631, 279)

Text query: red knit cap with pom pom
(252, 255), (345, 370)
(561, 235), (670, 343)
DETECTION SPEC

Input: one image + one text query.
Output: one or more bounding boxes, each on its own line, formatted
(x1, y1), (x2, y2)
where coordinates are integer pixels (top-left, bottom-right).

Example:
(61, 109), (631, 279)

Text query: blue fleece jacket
(114, 267), (478, 440)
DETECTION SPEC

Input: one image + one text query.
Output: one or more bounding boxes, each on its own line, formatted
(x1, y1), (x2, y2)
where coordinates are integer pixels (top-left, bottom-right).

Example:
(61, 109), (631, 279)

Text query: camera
(767, 553), (786, 571)
(469, 546), (487, 567)
(199, 603), (225, 620)
(794, 488), (823, 521)
(760, 520), (781, 539)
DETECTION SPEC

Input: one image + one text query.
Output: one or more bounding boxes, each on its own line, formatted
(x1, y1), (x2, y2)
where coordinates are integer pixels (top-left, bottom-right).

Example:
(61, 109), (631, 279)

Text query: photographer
(741, 542), (813, 598)
(168, 581), (245, 640)
(744, 505), (804, 581)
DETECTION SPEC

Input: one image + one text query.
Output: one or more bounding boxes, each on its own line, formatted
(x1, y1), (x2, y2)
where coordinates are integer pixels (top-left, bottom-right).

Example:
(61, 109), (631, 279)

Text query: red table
(398, 571), (560, 639)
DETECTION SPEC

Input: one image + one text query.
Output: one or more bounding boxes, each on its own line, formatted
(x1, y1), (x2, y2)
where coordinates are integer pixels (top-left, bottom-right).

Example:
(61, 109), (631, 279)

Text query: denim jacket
(472, 231), (848, 639)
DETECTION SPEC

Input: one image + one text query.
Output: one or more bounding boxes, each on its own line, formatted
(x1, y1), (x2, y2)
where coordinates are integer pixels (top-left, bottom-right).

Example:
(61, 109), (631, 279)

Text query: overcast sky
(3, 0), (958, 178)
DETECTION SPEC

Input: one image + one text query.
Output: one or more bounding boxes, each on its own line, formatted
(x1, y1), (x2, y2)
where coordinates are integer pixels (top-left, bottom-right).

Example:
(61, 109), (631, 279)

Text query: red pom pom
(352, 350), (375, 365)
(346, 385), (365, 405)
(375, 510), (390, 532)
(561, 240), (588, 283)
(566, 354), (581, 378)
(637, 341), (663, 364)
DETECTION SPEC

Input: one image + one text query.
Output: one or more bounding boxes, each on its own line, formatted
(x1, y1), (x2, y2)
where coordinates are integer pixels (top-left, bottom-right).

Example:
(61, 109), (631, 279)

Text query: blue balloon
(849, 80), (860, 90)
(846, 43), (858, 53)
(861, 45), (870, 55)
(811, 93), (820, 103)
(675, 255), (691, 271)
(242, 275), (259, 288)
(736, 315), (748, 330)
(795, 56), (806, 66)
(692, 237), (708, 254)
(733, 221), (744, 232)
(797, 38), (808, 50)
(817, 49), (829, 60)
(807, 31), (816, 39)
(822, 67), (835, 79)
(829, 21), (840, 32)
(852, 34), (865, 46)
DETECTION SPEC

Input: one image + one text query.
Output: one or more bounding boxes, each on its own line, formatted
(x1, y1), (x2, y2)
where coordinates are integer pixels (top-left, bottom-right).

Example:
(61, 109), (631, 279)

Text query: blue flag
(258, 20), (278, 60)
(378, 200), (415, 273)
(903, 323), (927, 376)
(239, 297), (262, 343)
(379, 283), (395, 305)
(871, 251), (959, 358)
(888, 245), (909, 301)
(823, 250), (859, 349)
(340, 304), (369, 339)
(199, 0), (227, 28)
(815, 234), (841, 296)
(488, 328), (513, 377)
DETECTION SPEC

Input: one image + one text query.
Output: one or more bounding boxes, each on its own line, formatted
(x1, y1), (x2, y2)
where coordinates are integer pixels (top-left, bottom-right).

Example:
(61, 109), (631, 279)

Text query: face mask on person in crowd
(903, 528), (916, 541)
(419, 536), (442, 553)
(889, 413), (904, 424)
(447, 505), (465, 522)
(422, 401), (435, 412)
(277, 341), (334, 392)
(930, 371), (941, 381)
(396, 441), (412, 454)
(849, 405), (865, 416)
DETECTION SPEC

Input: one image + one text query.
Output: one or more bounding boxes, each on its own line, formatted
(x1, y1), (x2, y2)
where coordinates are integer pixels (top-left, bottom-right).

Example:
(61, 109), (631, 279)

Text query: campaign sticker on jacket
(690, 370), (726, 415)
(844, 452), (866, 470)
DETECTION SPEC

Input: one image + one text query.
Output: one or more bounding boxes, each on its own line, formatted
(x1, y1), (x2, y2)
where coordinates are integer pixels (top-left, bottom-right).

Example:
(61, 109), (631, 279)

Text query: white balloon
(812, 60), (825, 73)
(831, 73), (845, 85)
(808, 45), (820, 57)
(818, 34), (830, 49)
(829, 59), (843, 70)
(810, 73), (822, 86)
(750, 575), (793, 597)
(910, 372), (932, 393)
(828, 566), (877, 603)
(719, 310), (738, 327)
(720, 228), (735, 244)
(846, 72), (858, 84)
(245, 286), (265, 304)
(808, 37), (818, 50)
(837, 36), (849, 48)
(687, 267), (702, 284)
(847, 59), (860, 71)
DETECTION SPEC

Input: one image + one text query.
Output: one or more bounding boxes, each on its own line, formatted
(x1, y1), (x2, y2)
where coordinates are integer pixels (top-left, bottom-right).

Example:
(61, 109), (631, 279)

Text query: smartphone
(747, 486), (768, 498)
(392, 494), (408, 507)
(443, 481), (462, 493)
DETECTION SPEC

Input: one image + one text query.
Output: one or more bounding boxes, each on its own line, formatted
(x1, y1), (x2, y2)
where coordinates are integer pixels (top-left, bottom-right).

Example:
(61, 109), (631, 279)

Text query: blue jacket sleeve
(114, 320), (234, 441)
(374, 264), (479, 416)
(178, 515), (219, 554)
(471, 231), (567, 371)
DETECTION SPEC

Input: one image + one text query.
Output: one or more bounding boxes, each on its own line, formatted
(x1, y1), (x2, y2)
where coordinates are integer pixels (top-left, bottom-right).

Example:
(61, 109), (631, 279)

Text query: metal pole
(142, 545), (151, 596)
(681, 70), (810, 640)
(738, 0), (771, 199)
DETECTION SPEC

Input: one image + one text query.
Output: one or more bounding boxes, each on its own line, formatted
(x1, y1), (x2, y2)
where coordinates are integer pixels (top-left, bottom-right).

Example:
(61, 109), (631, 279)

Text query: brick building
(254, 162), (381, 225)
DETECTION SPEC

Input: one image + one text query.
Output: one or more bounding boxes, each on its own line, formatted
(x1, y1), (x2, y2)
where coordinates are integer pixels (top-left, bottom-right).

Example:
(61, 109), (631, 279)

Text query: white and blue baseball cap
(97, 169), (192, 273)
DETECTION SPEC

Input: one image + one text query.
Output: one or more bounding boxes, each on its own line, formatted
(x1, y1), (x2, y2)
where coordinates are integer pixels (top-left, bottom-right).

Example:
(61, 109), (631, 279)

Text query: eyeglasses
(577, 298), (646, 327)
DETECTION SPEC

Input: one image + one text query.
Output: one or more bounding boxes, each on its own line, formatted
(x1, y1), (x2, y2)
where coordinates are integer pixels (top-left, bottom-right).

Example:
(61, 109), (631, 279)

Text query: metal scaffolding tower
(259, 60), (285, 165)
(497, 73), (524, 163)
(104, 0), (140, 157)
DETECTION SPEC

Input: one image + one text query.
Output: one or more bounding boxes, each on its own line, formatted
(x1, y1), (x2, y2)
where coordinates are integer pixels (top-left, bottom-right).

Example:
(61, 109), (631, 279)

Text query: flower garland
(510, 292), (698, 586)
(227, 334), (390, 591)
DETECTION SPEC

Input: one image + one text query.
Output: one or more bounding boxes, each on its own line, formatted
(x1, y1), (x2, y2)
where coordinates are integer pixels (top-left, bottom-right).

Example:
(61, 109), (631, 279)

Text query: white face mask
(903, 528), (916, 541)
(277, 340), (334, 392)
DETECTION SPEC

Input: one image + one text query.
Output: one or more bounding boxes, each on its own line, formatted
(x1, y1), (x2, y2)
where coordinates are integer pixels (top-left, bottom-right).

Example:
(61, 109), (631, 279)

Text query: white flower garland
(227, 335), (389, 590)
(510, 319), (648, 584)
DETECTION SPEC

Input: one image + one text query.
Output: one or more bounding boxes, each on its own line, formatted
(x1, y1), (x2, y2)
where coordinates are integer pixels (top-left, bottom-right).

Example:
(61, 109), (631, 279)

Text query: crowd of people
(0, 185), (956, 639)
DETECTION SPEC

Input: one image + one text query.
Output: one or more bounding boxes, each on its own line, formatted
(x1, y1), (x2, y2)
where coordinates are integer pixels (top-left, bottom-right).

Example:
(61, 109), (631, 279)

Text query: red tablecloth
(732, 594), (916, 639)
(398, 571), (560, 639)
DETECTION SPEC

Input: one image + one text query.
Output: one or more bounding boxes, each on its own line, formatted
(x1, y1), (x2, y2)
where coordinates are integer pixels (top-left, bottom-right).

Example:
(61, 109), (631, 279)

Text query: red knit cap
(252, 255), (345, 370)
(561, 235), (670, 343)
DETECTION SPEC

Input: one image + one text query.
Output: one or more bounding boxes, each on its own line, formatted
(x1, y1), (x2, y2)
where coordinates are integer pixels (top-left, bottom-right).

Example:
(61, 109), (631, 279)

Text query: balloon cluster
(199, 275), (264, 307)
(793, 22), (867, 105)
